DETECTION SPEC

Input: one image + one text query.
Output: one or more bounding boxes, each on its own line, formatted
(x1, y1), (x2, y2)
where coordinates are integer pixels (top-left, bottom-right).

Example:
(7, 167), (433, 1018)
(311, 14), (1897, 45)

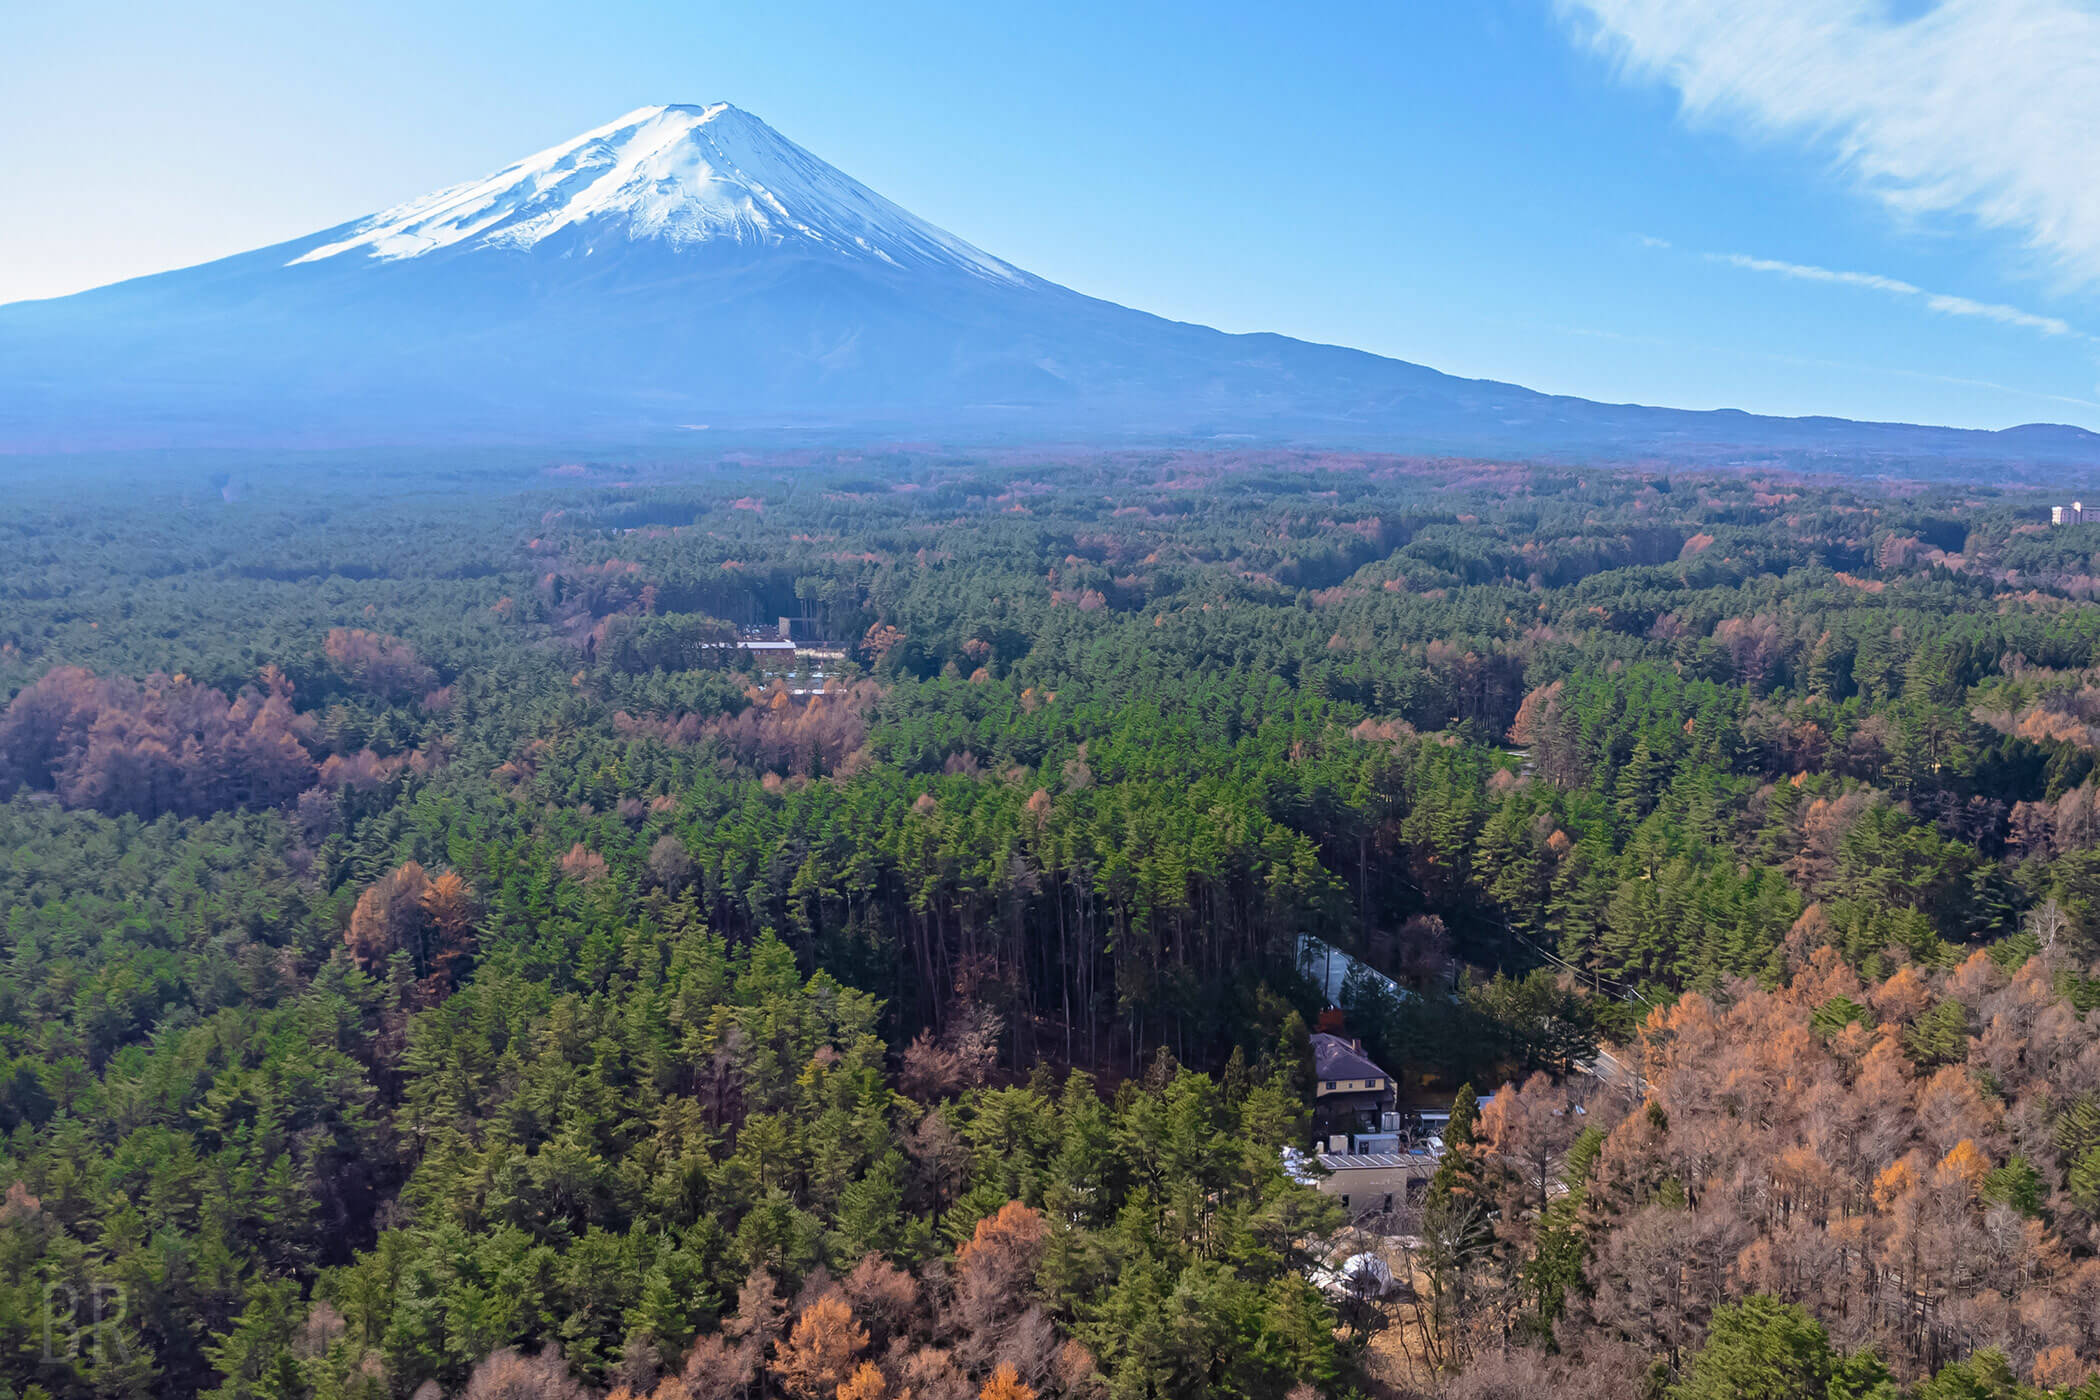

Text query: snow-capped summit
(292, 103), (1023, 283)
(7, 102), (2100, 463)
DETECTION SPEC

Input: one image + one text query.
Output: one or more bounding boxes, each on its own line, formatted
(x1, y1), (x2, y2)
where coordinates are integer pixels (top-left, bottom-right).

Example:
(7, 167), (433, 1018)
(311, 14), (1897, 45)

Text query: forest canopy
(8, 449), (2100, 1398)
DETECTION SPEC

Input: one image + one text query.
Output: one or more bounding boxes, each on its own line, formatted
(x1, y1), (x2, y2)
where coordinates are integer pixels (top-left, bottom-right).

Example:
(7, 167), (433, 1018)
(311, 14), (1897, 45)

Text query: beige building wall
(1315, 1154), (1435, 1222)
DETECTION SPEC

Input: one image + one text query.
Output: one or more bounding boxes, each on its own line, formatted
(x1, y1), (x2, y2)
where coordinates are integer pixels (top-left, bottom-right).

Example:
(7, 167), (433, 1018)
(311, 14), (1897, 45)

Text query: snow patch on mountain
(291, 103), (1023, 283)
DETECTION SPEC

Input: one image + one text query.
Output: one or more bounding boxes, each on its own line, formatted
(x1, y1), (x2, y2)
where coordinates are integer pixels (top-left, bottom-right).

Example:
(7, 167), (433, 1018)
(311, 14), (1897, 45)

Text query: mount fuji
(5, 102), (2099, 468)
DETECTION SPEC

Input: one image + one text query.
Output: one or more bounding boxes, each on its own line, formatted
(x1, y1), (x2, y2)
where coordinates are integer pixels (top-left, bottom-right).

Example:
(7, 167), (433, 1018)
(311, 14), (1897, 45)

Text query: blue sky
(8, 0), (2099, 430)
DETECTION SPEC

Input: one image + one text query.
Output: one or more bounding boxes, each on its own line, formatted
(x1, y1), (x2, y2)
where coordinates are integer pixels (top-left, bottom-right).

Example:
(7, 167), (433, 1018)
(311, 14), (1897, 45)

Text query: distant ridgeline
(7, 103), (2100, 469)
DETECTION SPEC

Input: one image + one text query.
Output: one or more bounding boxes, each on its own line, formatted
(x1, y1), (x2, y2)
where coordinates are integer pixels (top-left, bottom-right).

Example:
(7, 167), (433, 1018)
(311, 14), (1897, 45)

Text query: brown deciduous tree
(420, 869), (479, 992)
(459, 1346), (590, 1400)
(842, 1255), (920, 1346)
(977, 1364), (1035, 1400)
(676, 1334), (751, 1400)
(836, 1362), (891, 1400)
(345, 861), (476, 995)
(771, 1296), (870, 1400)
(346, 861), (433, 971)
(1480, 1073), (1586, 1218)
(561, 843), (611, 884)
(325, 627), (437, 699)
(901, 1005), (1000, 1103)
(951, 1202), (1050, 1371)
(0, 665), (318, 817)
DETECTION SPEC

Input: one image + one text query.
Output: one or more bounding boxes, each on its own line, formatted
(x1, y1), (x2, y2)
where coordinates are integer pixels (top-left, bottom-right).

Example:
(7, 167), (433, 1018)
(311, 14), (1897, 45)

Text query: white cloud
(1710, 252), (2080, 336)
(1560, 0), (2100, 285)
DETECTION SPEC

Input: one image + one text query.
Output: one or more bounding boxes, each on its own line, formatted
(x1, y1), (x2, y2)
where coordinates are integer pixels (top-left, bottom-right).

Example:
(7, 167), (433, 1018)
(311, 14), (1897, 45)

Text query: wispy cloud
(1711, 252), (2080, 337)
(1559, 0), (2100, 285)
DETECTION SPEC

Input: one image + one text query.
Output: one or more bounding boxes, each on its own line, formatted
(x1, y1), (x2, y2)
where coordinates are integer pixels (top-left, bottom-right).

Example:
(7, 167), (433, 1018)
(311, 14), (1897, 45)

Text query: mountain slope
(4, 102), (2098, 466)
(290, 104), (1026, 283)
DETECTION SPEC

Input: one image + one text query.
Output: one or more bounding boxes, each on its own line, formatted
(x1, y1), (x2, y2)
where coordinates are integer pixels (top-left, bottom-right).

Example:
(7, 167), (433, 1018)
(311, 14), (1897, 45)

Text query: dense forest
(10, 449), (2100, 1397)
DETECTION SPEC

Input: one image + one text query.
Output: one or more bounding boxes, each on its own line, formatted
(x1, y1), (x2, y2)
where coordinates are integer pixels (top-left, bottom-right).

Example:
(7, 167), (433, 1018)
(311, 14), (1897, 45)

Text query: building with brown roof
(1311, 1033), (1396, 1143)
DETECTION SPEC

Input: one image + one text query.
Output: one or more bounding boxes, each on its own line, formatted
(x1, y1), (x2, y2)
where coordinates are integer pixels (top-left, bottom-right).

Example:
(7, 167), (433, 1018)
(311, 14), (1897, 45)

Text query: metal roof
(1316, 1153), (1427, 1171)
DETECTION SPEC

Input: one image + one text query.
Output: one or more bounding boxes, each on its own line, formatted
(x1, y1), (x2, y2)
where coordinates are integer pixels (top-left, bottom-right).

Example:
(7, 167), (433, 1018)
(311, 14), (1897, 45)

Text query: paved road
(1579, 1046), (1647, 1106)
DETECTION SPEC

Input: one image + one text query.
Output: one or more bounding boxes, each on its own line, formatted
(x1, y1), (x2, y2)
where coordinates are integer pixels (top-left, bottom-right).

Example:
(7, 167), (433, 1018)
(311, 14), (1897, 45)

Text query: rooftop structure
(1312, 1033), (1390, 1091)
(1311, 1150), (1437, 1225)
(1309, 1032), (1398, 1145)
